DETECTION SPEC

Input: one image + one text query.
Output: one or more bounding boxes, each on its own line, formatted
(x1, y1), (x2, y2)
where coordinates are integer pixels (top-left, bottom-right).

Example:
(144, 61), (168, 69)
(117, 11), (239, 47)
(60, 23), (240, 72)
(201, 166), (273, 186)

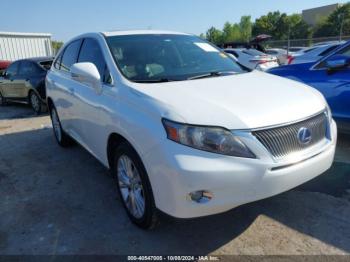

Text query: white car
(290, 43), (344, 64)
(266, 48), (289, 65)
(46, 30), (337, 229)
(224, 48), (279, 71)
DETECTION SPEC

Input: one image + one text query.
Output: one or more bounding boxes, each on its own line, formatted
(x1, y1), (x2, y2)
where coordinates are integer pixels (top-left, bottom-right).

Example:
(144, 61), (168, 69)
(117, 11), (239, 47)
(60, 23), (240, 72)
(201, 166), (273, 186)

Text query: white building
(0, 32), (53, 61)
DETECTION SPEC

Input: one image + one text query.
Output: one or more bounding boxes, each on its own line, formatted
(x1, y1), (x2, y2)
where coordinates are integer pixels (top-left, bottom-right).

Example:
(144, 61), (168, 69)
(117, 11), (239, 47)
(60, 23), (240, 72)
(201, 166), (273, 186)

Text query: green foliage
(206, 27), (224, 45)
(200, 3), (350, 44)
(239, 16), (253, 42)
(314, 3), (350, 37)
(252, 12), (311, 40)
(52, 40), (64, 53)
(204, 16), (252, 45)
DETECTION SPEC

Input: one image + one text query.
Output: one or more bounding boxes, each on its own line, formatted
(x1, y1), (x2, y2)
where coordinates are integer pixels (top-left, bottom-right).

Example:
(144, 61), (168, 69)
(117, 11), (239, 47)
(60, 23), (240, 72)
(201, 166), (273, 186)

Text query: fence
(265, 35), (350, 50)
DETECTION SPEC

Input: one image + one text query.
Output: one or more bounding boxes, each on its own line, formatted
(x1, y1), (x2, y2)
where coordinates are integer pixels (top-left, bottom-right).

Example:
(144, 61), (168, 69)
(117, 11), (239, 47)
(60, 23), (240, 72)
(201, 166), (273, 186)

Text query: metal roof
(0, 32), (52, 37)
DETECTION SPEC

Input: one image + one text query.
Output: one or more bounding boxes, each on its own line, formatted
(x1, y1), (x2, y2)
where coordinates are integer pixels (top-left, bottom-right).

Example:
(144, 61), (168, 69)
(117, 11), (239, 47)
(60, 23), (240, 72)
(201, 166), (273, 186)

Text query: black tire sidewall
(50, 105), (72, 147)
(112, 142), (157, 229)
(29, 91), (41, 114)
(0, 92), (5, 106)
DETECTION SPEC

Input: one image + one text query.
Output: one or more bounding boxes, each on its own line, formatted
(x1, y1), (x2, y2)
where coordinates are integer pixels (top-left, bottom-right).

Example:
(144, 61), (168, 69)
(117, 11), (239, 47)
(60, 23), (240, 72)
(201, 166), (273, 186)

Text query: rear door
(0, 61), (21, 98)
(16, 61), (43, 98)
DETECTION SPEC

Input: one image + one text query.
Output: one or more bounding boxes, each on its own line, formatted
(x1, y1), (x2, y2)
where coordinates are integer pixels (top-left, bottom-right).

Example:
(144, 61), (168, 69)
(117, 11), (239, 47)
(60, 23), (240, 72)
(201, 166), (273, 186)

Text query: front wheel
(29, 91), (42, 114)
(112, 142), (159, 229)
(0, 92), (6, 106)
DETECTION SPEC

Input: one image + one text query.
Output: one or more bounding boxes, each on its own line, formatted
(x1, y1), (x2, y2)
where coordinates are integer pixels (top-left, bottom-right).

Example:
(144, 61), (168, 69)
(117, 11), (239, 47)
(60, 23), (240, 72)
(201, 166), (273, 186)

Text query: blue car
(268, 41), (350, 133)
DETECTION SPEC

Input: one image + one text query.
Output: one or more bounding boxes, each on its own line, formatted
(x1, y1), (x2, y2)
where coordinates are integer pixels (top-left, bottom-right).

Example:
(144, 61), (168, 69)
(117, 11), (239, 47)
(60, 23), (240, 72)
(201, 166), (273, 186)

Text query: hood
(268, 62), (314, 73)
(129, 71), (326, 130)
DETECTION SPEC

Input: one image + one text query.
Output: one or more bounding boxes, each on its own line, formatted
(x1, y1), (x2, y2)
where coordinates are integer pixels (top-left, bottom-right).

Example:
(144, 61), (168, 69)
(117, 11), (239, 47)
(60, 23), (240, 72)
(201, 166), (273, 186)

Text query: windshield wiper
(187, 71), (236, 80)
(133, 78), (179, 83)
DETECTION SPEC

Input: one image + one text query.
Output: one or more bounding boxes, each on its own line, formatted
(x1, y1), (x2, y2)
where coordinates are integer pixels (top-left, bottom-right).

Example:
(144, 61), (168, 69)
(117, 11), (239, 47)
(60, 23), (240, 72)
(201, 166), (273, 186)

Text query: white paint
(46, 31), (337, 219)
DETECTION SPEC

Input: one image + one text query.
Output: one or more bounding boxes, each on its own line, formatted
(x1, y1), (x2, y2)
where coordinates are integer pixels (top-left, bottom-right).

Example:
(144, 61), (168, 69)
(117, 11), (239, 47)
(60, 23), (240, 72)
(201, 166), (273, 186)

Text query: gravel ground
(0, 104), (350, 256)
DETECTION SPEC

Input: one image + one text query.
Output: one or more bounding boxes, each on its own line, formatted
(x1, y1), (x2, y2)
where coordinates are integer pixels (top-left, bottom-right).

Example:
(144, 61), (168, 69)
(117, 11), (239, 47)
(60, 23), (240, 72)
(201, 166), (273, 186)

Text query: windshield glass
(106, 34), (247, 82)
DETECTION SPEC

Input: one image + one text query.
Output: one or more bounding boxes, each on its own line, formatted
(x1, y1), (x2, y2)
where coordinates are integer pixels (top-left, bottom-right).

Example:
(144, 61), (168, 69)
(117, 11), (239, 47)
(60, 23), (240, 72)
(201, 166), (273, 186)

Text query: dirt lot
(0, 104), (350, 256)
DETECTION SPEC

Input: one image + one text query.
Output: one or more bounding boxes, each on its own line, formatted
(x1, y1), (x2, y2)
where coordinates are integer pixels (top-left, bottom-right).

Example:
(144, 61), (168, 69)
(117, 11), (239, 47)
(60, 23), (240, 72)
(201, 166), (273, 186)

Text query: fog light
(189, 190), (213, 203)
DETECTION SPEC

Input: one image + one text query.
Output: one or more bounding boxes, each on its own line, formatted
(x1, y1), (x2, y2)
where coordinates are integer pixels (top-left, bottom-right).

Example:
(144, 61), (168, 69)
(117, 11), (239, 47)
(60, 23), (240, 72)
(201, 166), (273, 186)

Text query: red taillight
(287, 55), (294, 65)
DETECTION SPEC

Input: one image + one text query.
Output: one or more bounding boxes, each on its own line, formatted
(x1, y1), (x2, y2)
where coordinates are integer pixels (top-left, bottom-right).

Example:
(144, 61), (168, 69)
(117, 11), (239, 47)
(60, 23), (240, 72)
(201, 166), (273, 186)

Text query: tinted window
(61, 40), (82, 72)
(54, 53), (63, 69)
(78, 38), (109, 83)
(40, 60), (53, 70)
(337, 44), (350, 57)
(225, 50), (239, 57)
(6, 61), (20, 77)
(19, 61), (42, 75)
(319, 45), (339, 57)
(106, 34), (246, 82)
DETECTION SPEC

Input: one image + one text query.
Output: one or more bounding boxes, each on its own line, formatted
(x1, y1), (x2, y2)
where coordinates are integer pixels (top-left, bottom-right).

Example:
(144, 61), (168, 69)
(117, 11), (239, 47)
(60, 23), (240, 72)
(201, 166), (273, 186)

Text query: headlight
(162, 119), (256, 158)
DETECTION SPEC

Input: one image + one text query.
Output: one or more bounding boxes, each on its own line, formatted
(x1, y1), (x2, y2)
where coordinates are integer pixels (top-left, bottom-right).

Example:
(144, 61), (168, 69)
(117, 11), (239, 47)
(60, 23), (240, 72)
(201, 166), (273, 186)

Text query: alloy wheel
(30, 93), (40, 112)
(117, 155), (145, 219)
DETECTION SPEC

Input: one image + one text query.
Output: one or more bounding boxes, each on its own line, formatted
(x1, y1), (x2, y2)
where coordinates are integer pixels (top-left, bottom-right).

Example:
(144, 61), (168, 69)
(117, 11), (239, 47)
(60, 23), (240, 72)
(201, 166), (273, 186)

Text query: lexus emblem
(297, 127), (312, 145)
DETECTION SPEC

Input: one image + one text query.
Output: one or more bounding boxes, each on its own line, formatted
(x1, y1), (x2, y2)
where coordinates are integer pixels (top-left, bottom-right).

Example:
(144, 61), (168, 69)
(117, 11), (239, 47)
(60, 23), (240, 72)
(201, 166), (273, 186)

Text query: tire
(0, 92), (6, 106)
(49, 105), (74, 147)
(29, 91), (42, 114)
(112, 142), (159, 229)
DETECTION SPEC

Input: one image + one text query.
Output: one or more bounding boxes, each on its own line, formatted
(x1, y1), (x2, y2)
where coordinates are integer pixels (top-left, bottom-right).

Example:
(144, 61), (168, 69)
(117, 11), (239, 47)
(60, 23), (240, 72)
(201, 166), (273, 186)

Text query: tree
(205, 27), (224, 45)
(252, 12), (311, 40)
(199, 33), (206, 39)
(239, 16), (252, 42)
(314, 3), (350, 38)
(287, 14), (312, 39)
(222, 22), (241, 42)
(52, 40), (64, 54)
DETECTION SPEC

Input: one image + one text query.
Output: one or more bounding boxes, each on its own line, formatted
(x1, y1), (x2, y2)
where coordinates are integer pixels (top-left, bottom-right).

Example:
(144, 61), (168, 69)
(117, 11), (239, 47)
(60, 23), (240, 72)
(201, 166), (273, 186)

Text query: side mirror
(326, 55), (350, 71)
(70, 62), (102, 92)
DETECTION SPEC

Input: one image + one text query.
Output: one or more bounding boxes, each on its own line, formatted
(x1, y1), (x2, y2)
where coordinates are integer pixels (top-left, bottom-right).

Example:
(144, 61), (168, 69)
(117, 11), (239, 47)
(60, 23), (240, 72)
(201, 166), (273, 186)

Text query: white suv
(46, 30), (337, 229)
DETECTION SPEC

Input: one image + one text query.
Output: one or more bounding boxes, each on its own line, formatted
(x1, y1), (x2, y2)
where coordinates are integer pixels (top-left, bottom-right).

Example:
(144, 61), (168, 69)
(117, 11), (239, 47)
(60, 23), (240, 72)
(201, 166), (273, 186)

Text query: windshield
(106, 34), (247, 82)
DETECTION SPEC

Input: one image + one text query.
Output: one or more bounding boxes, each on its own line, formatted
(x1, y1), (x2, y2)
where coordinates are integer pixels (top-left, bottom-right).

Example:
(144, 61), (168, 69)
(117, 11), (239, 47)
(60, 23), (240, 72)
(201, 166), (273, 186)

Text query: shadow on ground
(0, 103), (48, 120)
(0, 128), (349, 254)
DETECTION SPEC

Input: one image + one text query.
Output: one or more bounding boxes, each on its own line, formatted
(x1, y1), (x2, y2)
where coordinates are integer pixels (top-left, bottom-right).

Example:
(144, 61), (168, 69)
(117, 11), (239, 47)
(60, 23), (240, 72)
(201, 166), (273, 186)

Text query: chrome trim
(270, 150), (324, 171)
(233, 109), (326, 132)
(252, 111), (329, 161)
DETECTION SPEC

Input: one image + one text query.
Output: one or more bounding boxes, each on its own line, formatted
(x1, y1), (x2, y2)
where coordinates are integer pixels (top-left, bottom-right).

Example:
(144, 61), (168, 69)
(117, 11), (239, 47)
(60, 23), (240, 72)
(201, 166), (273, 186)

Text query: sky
(1, 0), (348, 41)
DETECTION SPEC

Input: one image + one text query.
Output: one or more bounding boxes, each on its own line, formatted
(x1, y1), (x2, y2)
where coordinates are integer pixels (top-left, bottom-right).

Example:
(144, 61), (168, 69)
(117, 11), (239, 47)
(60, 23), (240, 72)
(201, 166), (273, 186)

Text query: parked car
(46, 31), (337, 229)
(0, 57), (53, 113)
(268, 40), (350, 133)
(290, 42), (344, 65)
(266, 48), (289, 65)
(287, 46), (307, 53)
(223, 34), (272, 53)
(224, 48), (279, 71)
(0, 60), (11, 75)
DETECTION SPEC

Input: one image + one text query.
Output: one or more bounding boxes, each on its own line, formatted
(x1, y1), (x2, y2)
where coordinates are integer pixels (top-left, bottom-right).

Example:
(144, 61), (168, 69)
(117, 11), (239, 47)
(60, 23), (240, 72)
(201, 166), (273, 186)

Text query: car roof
(17, 57), (54, 63)
(102, 30), (191, 37)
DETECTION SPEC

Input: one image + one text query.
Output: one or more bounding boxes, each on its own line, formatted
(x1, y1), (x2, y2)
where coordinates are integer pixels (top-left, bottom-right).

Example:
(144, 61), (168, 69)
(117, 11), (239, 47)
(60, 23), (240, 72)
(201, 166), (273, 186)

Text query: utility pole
(339, 13), (344, 41)
(287, 25), (291, 56)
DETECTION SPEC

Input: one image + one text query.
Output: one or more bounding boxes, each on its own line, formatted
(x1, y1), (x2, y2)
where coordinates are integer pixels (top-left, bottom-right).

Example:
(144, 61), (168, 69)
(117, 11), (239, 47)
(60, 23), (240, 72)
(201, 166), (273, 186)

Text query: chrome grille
(252, 112), (328, 159)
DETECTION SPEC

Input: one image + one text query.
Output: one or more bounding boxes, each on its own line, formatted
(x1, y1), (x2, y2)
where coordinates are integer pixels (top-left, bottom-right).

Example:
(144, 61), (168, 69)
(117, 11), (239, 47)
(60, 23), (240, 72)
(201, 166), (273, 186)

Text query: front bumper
(143, 120), (337, 218)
